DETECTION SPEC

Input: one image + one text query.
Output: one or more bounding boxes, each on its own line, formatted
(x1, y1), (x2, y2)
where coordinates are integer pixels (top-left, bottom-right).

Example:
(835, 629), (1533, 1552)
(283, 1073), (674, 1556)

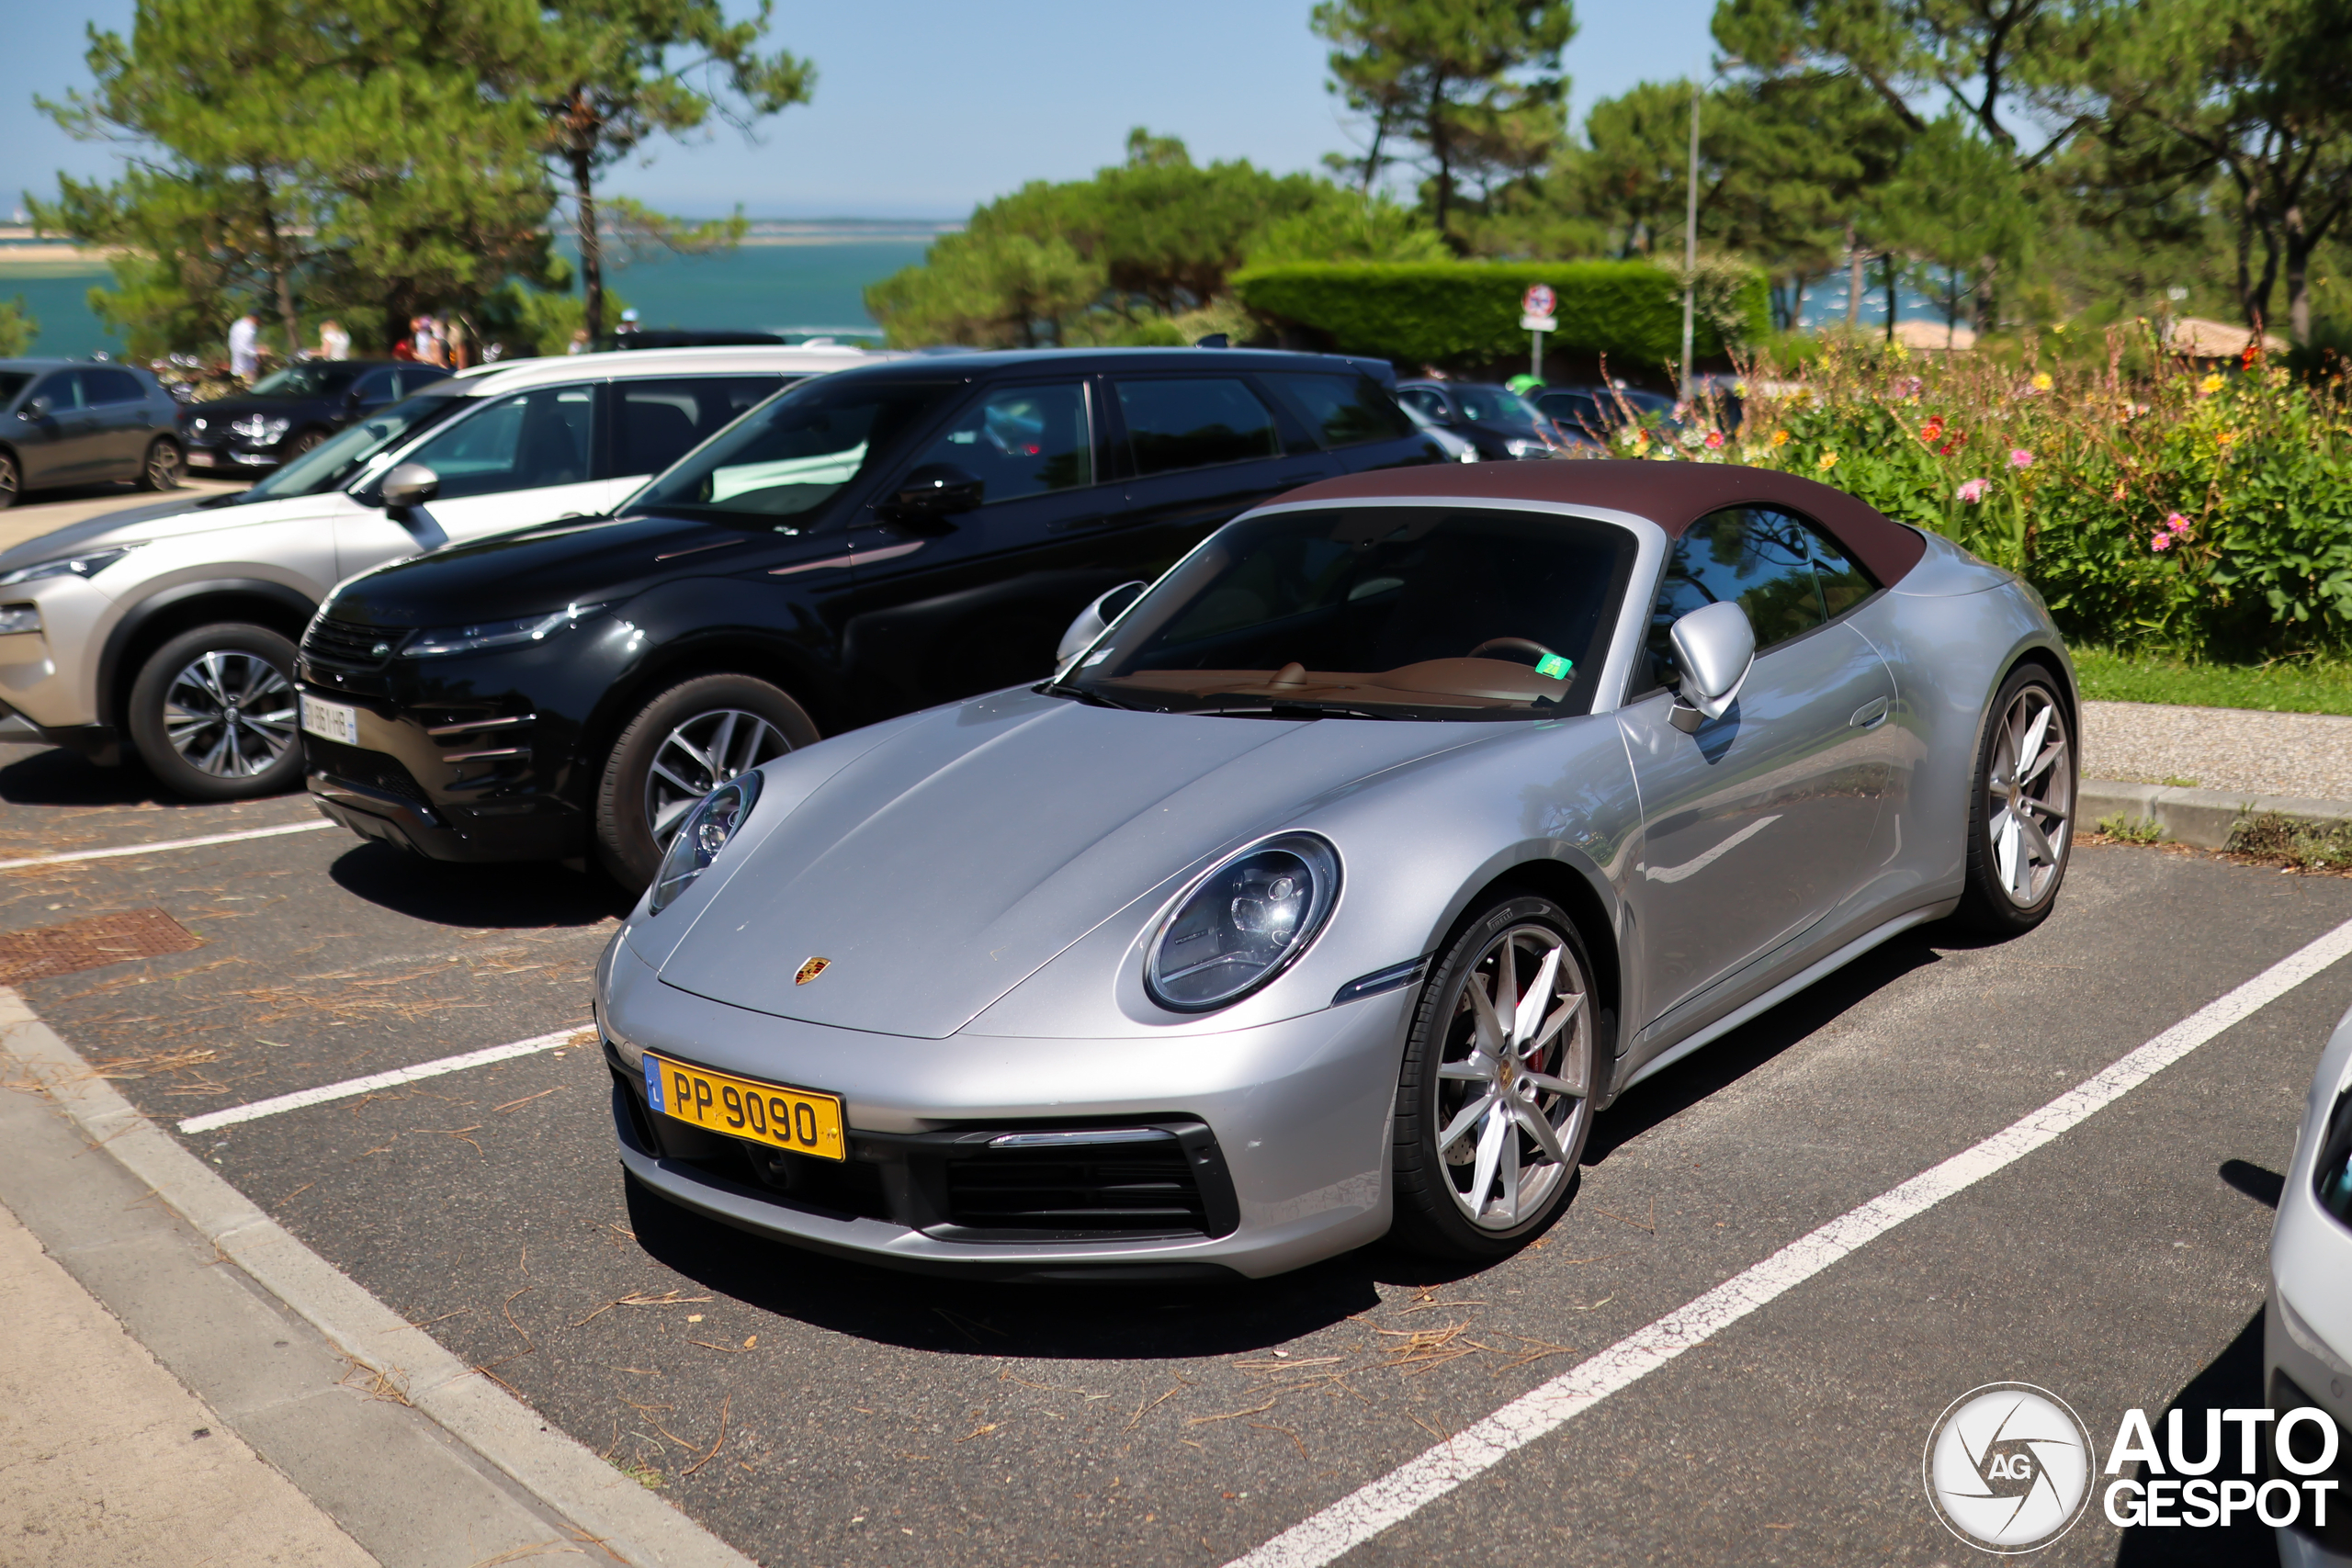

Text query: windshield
(1060, 504), (1636, 720)
(225, 389), (471, 503)
(249, 363), (364, 399)
(1453, 388), (1544, 425)
(626, 378), (959, 525)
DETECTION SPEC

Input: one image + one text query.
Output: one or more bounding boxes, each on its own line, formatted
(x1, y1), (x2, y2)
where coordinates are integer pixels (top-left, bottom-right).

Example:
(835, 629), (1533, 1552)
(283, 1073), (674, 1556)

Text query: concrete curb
(2080, 777), (2352, 850)
(0, 990), (759, 1568)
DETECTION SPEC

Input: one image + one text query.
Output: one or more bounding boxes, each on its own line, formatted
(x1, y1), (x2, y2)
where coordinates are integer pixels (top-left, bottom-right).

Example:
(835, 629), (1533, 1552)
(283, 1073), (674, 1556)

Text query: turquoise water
(0, 231), (937, 360)
(568, 238), (928, 339)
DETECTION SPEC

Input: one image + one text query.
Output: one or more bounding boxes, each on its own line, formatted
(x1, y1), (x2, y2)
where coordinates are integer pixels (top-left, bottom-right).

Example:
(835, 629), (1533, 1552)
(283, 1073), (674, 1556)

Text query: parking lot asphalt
(5, 731), (2346, 1567)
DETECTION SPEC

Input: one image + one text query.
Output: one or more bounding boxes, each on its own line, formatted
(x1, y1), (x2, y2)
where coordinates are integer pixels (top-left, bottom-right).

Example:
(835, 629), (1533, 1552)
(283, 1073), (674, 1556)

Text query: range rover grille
(301, 615), (401, 671)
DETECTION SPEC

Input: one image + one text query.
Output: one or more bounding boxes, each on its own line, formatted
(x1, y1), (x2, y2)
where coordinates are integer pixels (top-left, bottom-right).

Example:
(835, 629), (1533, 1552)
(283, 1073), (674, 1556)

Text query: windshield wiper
(1202, 700), (1401, 721)
(1039, 682), (1146, 712)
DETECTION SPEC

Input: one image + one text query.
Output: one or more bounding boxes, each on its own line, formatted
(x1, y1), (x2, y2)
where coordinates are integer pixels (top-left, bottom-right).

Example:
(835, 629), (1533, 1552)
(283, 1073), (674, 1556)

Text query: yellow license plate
(643, 1053), (845, 1161)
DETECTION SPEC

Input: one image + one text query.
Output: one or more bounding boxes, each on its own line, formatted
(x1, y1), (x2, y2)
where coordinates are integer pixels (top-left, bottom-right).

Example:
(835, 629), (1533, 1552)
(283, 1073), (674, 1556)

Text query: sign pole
(1519, 283), (1556, 389)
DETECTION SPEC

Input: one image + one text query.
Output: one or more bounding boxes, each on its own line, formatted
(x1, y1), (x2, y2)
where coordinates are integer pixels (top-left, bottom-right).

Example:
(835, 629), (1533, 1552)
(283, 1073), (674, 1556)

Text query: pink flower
(1957, 479), (1989, 503)
(2151, 533), (2172, 552)
(2008, 448), (2034, 469)
(1704, 430), (1724, 450)
(2165, 511), (2193, 539)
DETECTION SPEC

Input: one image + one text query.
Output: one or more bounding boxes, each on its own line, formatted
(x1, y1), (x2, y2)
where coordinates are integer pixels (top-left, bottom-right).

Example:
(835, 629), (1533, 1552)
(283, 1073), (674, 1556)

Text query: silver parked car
(596, 461), (2079, 1280)
(2268, 999), (2352, 1566)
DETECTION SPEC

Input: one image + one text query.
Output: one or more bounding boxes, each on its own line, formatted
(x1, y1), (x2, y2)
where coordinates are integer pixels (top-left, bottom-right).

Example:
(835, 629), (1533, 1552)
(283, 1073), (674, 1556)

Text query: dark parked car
(0, 359), (187, 507)
(1533, 384), (1680, 444)
(1394, 380), (1579, 459)
(295, 348), (1446, 884)
(180, 360), (451, 473)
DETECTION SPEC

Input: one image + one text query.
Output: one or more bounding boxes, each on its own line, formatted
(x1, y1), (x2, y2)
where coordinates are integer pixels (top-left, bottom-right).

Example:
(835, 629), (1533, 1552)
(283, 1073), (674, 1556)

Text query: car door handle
(1850, 696), (1890, 728)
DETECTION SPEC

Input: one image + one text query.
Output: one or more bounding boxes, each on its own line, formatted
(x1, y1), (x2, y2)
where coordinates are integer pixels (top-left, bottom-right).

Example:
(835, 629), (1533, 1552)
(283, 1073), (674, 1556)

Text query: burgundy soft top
(1279, 460), (1927, 588)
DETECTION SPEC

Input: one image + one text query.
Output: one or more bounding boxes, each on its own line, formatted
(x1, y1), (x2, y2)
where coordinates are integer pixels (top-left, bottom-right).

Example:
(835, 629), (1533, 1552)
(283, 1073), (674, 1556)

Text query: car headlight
(399, 602), (610, 659)
(230, 414), (291, 443)
(649, 772), (763, 912)
(1145, 833), (1340, 1011)
(1455, 445), (1480, 462)
(1504, 437), (1550, 458)
(0, 546), (140, 588)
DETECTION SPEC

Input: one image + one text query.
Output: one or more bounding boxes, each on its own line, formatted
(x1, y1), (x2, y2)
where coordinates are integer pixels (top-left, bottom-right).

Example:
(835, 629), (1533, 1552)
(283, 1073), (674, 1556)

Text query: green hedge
(1231, 260), (1768, 370)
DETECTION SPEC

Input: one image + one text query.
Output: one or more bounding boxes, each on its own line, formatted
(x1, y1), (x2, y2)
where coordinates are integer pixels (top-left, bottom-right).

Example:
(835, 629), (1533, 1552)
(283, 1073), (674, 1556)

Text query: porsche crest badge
(795, 956), (831, 986)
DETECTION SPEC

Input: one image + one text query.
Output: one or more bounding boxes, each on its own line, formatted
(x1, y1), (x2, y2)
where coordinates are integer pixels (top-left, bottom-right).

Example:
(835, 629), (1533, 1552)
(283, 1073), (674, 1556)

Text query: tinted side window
(1272, 373), (1415, 448)
(394, 367), (452, 398)
(350, 369), (398, 405)
(29, 373), (82, 412)
(908, 382), (1092, 503)
(616, 376), (785, 476)
(84, 369), (148, 405)
(1398, 388), (1450, 422)
(1114, 378), (1280, 477)
(1800, 517), (1879, 616)
(401, 385), (595, 500)
(1646, 505), (1828, 684)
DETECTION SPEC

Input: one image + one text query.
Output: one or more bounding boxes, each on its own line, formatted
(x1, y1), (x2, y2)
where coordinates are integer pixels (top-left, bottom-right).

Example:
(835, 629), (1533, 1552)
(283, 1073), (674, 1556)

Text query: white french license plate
(300, 694), (359, 745)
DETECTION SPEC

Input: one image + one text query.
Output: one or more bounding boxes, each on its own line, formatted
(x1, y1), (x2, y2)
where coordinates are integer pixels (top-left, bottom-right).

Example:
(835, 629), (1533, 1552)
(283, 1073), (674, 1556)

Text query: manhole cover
(0, 908), (204, 986)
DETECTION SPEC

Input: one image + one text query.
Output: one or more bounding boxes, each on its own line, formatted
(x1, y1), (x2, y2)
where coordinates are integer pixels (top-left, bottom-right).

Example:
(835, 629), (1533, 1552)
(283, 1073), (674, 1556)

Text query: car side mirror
(380, 462), (439, 509)
(884, 464), (982, 528)
(1667, 600), (1755, 733)
(378, 462), (449, 551)
(1055, 580), (1148, 671)
(21, 396), (51, 421)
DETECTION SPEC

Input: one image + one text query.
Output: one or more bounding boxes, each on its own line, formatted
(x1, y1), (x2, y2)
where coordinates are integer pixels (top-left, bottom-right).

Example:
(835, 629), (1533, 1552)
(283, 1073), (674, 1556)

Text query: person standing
(227, 313), (260, 382)
(567, 327), (589, 355)
(318, 320), (350, 361)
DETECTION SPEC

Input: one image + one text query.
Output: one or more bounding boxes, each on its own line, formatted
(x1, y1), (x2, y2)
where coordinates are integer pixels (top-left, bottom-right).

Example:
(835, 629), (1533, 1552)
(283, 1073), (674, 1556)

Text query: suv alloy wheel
(127, 624), (306, 800)
(594, 673), (820, 888)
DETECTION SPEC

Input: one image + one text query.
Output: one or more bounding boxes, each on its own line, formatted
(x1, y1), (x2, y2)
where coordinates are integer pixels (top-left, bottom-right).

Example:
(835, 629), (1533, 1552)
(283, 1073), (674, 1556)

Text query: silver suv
(0, 344), (878, 799)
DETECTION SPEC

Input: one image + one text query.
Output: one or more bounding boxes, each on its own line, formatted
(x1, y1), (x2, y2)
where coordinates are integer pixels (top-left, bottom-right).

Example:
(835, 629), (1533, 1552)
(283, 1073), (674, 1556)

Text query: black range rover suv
(296, 347), (1442, 884)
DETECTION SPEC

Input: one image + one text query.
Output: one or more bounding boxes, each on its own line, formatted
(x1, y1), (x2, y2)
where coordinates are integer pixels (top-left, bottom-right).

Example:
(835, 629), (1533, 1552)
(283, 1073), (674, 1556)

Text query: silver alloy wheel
(163, 650), (298, 777)
(644, 708), (790, 845)
(146, 439), (183, 489)
(1986, 684), (2073, 906)
(0, 454), (17, 507)
(1434, 922), (1592, 1229)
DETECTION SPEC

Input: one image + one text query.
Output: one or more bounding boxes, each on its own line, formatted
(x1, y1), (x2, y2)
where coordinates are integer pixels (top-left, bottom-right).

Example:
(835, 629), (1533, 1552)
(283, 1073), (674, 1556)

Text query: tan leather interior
(1101, 657), (1568, 709)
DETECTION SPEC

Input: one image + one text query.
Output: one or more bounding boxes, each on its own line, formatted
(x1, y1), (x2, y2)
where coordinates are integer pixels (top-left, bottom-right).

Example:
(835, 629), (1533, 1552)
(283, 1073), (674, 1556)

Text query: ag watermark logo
(1923, 1383), (2095, 1552)
(1924, 1383), (2346, 1551)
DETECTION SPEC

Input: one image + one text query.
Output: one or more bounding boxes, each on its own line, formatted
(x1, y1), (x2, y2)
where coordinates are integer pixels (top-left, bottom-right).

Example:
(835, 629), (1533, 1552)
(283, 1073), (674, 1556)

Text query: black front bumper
(605, 1036), (1245, 1282)
(307, 773), (580, 863)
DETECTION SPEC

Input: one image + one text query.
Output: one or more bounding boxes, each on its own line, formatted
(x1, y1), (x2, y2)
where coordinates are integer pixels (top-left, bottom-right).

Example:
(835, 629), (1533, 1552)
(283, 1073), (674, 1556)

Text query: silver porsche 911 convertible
(595, 462), (2076, 1280)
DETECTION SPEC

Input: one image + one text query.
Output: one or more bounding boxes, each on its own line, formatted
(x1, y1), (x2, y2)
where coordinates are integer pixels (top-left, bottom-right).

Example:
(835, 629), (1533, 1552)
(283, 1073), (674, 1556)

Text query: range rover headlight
(649, 771), (763, 912)
(400, 602), (609, 658)
(1145, 833), (1340, 1011)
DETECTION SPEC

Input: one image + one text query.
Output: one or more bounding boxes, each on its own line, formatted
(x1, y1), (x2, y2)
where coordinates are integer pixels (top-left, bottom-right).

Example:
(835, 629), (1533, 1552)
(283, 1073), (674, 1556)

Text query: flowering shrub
(1645, 333), (2352, 658)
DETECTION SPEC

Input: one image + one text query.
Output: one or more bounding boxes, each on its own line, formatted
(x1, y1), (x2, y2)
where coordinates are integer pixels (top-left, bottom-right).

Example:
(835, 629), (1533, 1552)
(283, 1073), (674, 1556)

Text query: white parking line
(0, 818), (336, 872)
(1230, 915), (2352, 1568)
(176, 1025), (593, 1135)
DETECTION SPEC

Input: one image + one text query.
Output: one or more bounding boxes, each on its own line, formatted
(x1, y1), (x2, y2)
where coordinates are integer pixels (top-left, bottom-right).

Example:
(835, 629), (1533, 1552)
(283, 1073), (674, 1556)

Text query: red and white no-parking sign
(1522, 283), (1556, 318)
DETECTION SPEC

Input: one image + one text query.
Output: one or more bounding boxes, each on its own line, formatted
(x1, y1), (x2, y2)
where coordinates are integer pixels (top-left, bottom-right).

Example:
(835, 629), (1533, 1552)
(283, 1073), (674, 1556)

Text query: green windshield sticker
(1535, 653), (1574, 680)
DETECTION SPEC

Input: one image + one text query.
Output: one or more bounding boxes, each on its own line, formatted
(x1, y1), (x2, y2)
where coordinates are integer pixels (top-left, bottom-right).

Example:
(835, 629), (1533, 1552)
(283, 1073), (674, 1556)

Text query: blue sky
(4, 0), (1722, 220)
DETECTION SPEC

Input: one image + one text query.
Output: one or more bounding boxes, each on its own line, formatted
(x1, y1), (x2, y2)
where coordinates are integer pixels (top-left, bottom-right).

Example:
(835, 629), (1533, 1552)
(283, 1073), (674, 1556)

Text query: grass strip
(2072, 647), (2352, 716)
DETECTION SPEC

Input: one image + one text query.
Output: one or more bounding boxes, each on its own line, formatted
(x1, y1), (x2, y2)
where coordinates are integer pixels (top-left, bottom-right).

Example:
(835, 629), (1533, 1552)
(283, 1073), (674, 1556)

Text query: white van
(0, 344), (881, 798)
